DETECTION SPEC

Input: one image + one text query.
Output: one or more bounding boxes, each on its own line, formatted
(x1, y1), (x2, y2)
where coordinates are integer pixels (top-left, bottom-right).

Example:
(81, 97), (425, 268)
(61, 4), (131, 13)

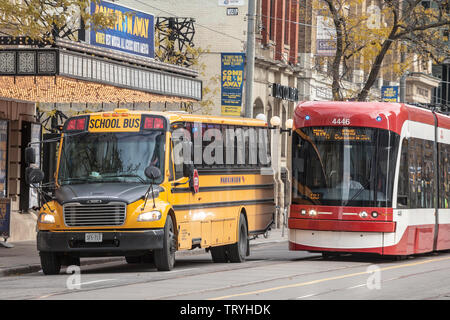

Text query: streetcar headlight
(39, 213), (55, 224)
(371, 211), (379, 218)
(301, 209), (307, 215)
(137, 210), (162, 222)
(309, 209), (317, 217)
(359, 211), (368, 218)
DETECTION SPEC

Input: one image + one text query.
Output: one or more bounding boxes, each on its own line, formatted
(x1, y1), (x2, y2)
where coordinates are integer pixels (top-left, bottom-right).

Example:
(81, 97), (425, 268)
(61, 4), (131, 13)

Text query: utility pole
(399, 50), (408, 103)
(244, 0), (256, 118)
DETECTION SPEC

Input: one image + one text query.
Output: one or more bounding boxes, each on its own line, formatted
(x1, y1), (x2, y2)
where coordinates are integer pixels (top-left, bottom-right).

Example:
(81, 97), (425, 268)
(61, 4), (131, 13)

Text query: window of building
(269, 0), (275, 41)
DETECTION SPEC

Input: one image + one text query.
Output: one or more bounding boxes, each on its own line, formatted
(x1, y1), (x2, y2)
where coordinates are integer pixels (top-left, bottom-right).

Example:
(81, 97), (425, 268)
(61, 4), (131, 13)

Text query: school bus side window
(172, 122), (191, 180)
(168, 141), (174, 181)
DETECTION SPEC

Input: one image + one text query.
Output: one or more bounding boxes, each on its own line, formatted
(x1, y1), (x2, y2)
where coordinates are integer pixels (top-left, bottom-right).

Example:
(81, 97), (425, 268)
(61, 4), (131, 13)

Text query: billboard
(90, 0), (155, 59)
(221, 53), (245, 116)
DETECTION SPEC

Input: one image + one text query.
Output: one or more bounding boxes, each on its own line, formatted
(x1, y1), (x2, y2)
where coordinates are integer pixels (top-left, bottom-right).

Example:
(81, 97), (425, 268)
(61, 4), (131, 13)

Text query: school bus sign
(88, 113), (142, 132)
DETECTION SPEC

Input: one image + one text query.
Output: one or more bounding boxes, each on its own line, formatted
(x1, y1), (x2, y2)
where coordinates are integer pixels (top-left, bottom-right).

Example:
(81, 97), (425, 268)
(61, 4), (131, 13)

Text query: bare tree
(318, 0), (450, 101)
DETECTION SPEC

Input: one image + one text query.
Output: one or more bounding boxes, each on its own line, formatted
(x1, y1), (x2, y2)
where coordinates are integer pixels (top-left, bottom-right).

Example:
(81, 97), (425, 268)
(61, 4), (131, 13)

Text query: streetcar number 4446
(332, 118), (350, 125)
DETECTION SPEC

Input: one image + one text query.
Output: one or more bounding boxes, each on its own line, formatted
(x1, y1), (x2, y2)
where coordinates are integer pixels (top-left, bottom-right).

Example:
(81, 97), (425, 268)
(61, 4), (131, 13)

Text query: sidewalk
(0, 227), (287, 277)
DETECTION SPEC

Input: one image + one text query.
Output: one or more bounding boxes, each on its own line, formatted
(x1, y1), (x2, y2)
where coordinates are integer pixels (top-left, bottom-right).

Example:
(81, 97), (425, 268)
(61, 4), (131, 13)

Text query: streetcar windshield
(292, 127), (399, 207)
(58, 131), (165, 185)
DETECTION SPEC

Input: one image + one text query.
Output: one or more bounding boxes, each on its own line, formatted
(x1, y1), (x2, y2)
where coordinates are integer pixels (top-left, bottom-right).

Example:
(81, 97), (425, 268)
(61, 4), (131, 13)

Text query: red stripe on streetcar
(288, 218), (396, 233)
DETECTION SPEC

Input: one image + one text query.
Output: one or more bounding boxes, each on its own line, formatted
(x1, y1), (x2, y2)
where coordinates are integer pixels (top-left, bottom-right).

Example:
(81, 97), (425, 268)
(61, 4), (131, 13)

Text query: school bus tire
(154, 214), (176, 271)
(210, 245), (228, 263)
(40, 252), (62, 275)
(227, 212), (248, 263)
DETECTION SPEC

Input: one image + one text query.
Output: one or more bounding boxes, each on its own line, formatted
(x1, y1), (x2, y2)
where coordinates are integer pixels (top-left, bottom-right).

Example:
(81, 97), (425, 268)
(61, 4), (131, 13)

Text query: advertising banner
(90, 0), (155, 59)
(221, 53), (245, 116)
(316, 15), (336, 56)
(381, 86), (399, 102)
(0, 199), (10, 239)
(0, 120), (7, 199)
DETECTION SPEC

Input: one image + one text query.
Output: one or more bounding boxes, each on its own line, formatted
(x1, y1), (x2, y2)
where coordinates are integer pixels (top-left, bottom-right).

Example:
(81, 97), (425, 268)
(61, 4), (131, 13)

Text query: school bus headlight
(137, 210), (162, 222)
(39, 213), (55, 224)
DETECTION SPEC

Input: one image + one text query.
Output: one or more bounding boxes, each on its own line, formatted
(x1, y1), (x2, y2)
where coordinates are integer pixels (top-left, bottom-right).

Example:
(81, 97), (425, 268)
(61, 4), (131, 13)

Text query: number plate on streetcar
(85, 233), (103, 242)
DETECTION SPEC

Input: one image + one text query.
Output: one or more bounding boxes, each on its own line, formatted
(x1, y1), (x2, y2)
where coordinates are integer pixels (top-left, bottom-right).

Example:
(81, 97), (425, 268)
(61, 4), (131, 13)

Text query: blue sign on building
(90, 0), (155, 59)
(381, 86), (399, 102)
(221, 53), (245, 116)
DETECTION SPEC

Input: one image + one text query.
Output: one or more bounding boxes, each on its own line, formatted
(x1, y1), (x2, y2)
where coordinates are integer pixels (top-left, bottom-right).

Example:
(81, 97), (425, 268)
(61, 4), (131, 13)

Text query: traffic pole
(244, 0), (256, 119)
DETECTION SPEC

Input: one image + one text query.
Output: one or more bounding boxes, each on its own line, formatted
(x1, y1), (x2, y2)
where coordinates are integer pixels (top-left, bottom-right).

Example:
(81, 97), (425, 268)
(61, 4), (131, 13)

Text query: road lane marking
(79, 279), (116, 286)
(209, 255), (450, 300)
(296, 293), (316, 299)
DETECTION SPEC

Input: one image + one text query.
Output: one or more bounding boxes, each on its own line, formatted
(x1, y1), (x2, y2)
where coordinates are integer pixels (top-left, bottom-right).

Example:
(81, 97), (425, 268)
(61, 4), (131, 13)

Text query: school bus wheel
(227, 212), (248, 263)
(40, 252), (62, 275)
(154, 215), (176, 271)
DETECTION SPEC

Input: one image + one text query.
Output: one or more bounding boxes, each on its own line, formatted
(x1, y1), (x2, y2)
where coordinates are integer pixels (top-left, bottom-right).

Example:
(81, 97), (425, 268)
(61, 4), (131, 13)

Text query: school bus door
(168, 135), (197, 251)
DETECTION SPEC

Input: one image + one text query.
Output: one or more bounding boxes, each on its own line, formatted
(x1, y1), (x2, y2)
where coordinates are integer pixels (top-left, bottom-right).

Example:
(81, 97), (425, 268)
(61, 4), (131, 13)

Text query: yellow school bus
(29, 109), (274, 274)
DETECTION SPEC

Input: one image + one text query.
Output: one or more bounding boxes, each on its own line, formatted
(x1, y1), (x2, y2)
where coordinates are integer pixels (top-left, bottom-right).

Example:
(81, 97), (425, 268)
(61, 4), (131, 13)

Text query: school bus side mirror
(144, 166), (162, 181)
(26, 167), (44, 185)
(25, 147), (36, 164)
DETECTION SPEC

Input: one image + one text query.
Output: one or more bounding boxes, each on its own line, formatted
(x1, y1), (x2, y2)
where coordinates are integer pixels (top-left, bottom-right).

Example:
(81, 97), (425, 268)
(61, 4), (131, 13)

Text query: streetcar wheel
(210, 246), (228, 263)
(227, 213), (248, 263)
(40, 252), (62, 275)
(154, 215), (176, 271)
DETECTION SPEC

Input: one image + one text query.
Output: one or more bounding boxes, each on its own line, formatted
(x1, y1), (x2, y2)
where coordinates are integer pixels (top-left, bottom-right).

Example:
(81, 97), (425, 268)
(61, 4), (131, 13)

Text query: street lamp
(268, 116), (293, 230)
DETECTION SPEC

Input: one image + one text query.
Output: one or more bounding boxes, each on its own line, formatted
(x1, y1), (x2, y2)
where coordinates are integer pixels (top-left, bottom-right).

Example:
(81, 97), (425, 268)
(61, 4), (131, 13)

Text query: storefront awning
(0, 75), (193, 103)
(0, 38), (202, 103)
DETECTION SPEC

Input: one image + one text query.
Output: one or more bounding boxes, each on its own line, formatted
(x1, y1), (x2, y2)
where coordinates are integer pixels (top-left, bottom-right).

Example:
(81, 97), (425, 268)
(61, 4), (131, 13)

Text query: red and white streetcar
(289, 101), (450, 257)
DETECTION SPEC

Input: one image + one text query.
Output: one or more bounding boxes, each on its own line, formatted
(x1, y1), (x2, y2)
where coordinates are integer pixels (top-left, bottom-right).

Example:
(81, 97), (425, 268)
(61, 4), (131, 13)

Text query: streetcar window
(423, 139), (435, 208)
(291, 126), (400, 207)
(397, 138), (409, 208)
(439, 143), (450, 209)
(408, 138), (435, 209)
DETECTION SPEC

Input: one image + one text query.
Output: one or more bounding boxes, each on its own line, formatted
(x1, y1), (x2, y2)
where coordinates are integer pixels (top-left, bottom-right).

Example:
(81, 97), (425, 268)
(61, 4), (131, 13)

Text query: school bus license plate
(85, 233), (103, 242)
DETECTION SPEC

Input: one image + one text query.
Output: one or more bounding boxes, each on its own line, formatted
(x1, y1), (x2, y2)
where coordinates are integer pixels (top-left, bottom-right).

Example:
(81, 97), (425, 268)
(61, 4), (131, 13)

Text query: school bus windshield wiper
(101, 173), (146, 184)
(59, 177), (94, 185)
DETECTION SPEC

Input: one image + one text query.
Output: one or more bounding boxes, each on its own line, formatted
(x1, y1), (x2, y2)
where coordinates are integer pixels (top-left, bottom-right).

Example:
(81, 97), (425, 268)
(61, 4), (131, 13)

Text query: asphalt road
(1, 241), (450, 301)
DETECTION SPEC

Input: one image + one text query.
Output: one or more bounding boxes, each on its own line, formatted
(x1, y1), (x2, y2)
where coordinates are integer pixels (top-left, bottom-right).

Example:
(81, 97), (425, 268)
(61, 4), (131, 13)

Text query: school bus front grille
(63, 202), (126, 227)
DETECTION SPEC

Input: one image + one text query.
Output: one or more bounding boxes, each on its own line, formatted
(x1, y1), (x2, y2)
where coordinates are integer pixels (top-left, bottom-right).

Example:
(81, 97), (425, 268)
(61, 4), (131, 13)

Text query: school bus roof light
(144, 117), (164, 130)
(66, 117), (86, 131)
(114, 108), (129, 113)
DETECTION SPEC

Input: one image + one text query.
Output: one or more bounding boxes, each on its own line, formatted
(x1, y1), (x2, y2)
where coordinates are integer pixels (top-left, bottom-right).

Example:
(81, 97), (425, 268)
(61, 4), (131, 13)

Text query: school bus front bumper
(37, 229), (164, 256)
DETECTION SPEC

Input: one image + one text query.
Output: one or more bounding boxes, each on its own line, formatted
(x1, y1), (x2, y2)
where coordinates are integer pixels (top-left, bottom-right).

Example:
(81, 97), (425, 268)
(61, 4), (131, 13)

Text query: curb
(0, 238), (287, 277)
(0, 257), (124, 277)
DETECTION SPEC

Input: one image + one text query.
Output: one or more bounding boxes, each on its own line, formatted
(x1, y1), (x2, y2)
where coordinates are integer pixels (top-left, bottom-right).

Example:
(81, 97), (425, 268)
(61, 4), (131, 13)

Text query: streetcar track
(209, 255), (450, 300)
(295, 265), (450, 300)
(29, 257), (316, 300)
(29, 255), (375, 300)
(8, 248), (450, 300)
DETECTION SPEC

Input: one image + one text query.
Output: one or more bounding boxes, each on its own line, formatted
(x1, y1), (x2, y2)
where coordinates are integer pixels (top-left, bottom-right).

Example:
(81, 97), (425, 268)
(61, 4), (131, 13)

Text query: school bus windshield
(58, 131), (165, 185)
